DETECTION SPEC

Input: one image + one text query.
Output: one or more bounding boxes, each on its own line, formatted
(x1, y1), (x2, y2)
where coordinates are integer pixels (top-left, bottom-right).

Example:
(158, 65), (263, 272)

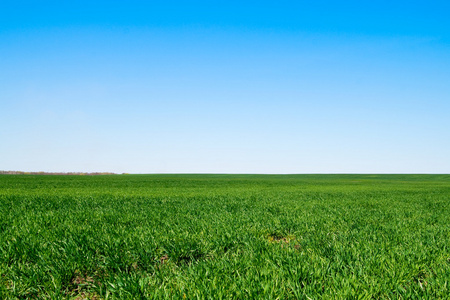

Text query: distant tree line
(0, 171), (116, 175)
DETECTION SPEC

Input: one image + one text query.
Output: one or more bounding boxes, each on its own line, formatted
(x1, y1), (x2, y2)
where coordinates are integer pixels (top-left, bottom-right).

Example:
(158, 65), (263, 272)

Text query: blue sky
(1, 1), (449, 173)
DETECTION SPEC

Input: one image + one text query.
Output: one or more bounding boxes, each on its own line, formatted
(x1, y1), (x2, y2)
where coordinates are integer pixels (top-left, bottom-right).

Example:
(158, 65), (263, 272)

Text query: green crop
(1, 174), (449, 299)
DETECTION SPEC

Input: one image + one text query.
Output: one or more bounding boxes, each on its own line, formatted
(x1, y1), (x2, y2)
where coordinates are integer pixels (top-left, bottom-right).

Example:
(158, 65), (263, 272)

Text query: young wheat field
(1, 174), (449, 299)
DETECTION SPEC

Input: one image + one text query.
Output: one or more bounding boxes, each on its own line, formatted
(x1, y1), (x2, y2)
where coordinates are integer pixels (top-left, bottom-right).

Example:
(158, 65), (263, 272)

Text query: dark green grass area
(1, 174), (449, 299)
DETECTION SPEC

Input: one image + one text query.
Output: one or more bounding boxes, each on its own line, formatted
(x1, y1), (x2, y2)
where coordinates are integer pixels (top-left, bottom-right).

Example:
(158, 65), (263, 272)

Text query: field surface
(1, 174), (449, 299)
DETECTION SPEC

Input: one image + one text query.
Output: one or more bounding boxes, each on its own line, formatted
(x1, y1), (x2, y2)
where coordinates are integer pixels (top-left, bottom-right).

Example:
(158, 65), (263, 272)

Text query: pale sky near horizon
(1, 1), (449, 173)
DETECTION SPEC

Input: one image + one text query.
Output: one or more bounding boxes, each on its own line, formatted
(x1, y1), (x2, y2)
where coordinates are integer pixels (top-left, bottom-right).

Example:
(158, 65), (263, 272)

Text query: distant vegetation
(0, 174), (449, 298)
(0, 170), (116, 175)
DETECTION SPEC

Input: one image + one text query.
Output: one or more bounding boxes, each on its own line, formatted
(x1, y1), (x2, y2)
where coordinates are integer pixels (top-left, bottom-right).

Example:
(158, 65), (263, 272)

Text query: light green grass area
(1, 174), (449, 299)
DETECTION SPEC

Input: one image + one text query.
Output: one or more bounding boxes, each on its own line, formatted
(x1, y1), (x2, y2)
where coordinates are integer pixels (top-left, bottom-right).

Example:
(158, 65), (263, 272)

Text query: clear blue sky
(1, 1), (449, 173)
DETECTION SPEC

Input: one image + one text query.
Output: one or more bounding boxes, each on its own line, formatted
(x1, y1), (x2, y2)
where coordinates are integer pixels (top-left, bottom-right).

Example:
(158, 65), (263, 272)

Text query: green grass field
(1, 174), (449, 299)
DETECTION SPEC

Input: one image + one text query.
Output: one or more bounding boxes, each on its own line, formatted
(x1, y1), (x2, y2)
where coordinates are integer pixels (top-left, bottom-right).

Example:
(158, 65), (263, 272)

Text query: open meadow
(0, 174), (449, 299)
